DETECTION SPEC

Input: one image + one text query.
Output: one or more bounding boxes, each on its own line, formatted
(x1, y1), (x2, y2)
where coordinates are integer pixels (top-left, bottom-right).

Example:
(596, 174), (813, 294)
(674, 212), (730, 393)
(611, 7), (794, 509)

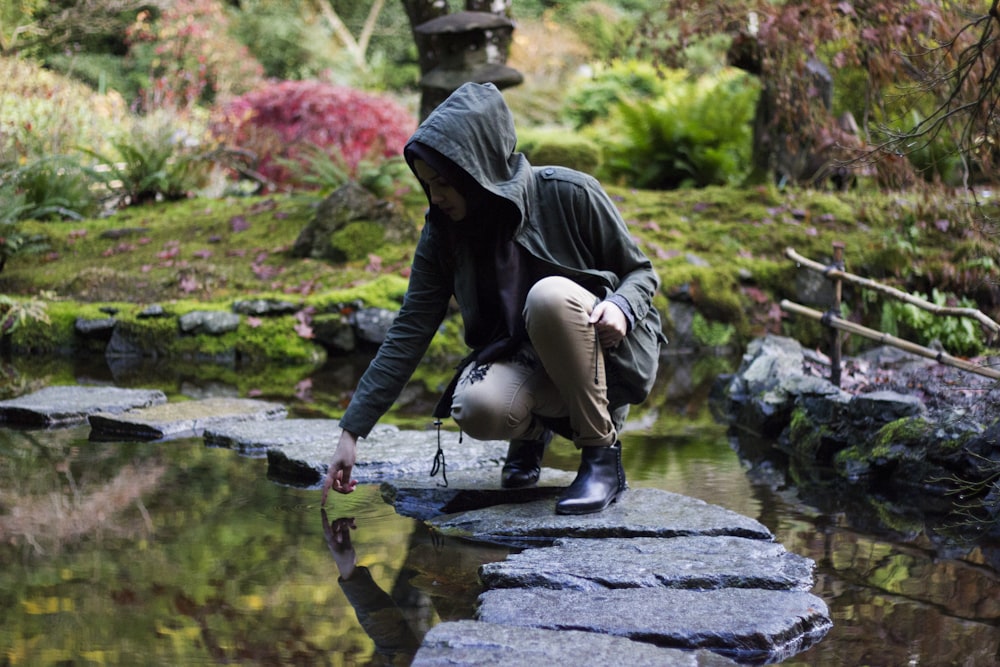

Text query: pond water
(1, 353), (998, 666)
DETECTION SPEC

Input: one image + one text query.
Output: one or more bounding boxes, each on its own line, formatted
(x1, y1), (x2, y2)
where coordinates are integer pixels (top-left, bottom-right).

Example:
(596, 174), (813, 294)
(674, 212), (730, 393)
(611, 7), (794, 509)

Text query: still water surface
(1, 355), (998, 666)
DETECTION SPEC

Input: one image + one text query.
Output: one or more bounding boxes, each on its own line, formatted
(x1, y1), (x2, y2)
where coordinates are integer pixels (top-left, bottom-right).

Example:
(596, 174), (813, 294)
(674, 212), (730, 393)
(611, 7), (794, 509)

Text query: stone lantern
(414, 11), (523, 120)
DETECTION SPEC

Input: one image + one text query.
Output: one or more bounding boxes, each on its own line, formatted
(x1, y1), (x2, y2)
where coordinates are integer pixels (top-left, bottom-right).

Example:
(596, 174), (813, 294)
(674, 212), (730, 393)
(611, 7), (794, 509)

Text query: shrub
(0, 295), (49, 336)
(0, 57), (130, 163)
(125, 0), (264, 111)
(83, 113), (216, 205)
(563, 60), (671, 129)
(872, 288), (985, 357)
(517, 128), (602, 174)
(0, 232), (49, 274)
(596, 68), (760, 189)
(0, 155), (102, 220)
(211, 80), (417, 191)
(563, 2), (639, 63)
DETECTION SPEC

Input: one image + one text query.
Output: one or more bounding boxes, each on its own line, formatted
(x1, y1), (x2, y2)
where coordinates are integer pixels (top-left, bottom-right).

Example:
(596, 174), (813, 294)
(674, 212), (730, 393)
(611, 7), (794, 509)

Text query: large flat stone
(88, 397), (287, 441)
(428, 487), (773, 547)
(205, 420), (511, 487)
(0, 386), (167, 427)
(381, 467), (577, 520)
(412, 620), (738, 667)
(479, 535), (815, 591)
(476, 587), (832, 664)
(204, 418), (367, 455)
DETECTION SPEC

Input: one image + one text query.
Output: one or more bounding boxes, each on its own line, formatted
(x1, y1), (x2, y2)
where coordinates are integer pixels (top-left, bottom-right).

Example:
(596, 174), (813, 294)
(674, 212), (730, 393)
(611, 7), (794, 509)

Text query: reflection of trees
(0, 429), (164, 554)
(0, 461), (163, 553)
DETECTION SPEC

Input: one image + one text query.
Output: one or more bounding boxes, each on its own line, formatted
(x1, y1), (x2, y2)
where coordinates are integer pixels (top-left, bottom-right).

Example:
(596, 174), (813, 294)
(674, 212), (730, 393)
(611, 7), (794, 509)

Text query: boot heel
(500, 430), (551, 489)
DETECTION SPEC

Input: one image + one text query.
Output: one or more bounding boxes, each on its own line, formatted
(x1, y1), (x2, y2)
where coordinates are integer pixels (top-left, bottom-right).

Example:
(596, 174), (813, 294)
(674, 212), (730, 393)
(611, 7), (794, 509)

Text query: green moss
(309, 274), (409, 312)
(691, 311), (736, 347)
(7, 301), (78, 354)
(787, 406), (829, 461)
(327, 220), (387, 263)
(834, 417), (931, 477)
(235, 317), (327, 365)
(872, 416), (930, 450)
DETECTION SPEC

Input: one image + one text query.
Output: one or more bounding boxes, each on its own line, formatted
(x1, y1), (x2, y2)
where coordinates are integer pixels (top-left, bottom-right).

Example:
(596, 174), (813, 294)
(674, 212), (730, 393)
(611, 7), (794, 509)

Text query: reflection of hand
(322, 430), (359, 505)
(321, 509), (357, 580)
(589, 300), (628, 348)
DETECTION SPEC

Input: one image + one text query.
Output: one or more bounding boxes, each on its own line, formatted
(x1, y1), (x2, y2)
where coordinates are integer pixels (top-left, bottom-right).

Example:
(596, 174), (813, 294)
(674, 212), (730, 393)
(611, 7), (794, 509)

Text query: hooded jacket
(339, 82), (664, 438)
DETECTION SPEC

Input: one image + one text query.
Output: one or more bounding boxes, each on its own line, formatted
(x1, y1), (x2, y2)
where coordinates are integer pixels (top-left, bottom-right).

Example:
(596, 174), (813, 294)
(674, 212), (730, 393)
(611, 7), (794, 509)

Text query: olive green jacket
(340, 82), (664, 438)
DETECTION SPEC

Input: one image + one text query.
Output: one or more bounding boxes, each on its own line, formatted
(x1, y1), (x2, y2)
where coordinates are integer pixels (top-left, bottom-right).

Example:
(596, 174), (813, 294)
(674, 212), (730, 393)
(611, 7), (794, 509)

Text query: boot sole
(555, 488), (623, 515)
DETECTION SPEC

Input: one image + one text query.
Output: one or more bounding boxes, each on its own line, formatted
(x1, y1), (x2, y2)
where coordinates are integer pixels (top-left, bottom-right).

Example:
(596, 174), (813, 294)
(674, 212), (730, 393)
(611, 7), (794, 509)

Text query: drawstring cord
(430, 418), (449, 487)
(594, 326), (600, 384)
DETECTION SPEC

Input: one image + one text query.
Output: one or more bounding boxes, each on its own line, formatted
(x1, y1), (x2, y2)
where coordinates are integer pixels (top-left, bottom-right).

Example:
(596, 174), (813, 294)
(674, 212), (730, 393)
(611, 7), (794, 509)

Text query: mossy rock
(328, 220), (386, 263)
(291, 181), (418, 264)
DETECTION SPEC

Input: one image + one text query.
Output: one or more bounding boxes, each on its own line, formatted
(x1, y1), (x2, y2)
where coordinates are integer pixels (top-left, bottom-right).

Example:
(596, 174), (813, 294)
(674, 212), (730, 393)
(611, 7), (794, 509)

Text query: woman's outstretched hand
(322, 429), (359, 505)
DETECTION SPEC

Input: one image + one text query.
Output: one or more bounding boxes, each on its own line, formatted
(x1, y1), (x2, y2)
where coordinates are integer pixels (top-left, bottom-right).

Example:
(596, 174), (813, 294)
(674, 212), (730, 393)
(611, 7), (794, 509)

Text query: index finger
(321, 469), (335, 506)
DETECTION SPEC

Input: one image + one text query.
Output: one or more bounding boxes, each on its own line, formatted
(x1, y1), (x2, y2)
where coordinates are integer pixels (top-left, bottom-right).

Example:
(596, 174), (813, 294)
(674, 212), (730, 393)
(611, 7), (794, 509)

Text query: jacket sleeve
(583, 177), (658, 318)
(534, 170), (659, 319)
(338, 222), (452, 438)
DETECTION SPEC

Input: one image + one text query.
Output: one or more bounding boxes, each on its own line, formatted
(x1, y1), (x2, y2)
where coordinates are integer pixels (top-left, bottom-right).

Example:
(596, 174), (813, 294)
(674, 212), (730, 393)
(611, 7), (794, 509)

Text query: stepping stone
(206, 420), (510, 487)
(479, 536), (815, 592)
(88, 397), (287, 441)
(381, 467), (577, 521)
(412, 620), (738, 666)
(476, 587), (832, 664)
(0, 386), (167, 427)
(205, 418), (354, 455)
(428, 487), (774, 547)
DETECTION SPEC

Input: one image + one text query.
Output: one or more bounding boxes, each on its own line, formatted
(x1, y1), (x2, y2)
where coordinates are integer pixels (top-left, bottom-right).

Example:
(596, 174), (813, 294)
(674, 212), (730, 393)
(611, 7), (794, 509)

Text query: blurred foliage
(83, 113), (217, 206)
(125, 0), (264, 111)
(211, 80), (416, 191)
(869, 288), (985, 357)
(228, 1), (337, 80)
(0, 294), (49, 334)
(276, 144), (420, 205)
(0, 57), (130, 164)
(0, 156), (102, 221)
(516, 127), (602, 174)
(562, 59), (667, 129)
(595, 67), (760, 188)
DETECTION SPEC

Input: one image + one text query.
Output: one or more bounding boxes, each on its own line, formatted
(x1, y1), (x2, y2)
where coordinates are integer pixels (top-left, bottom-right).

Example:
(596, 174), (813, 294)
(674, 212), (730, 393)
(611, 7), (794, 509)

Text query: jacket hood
(404, 82), (531, 223)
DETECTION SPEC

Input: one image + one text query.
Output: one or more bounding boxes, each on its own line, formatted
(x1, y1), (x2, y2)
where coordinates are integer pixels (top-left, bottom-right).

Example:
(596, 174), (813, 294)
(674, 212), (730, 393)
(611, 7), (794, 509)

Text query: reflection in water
(323, 510), (421, 666)
(1, 353), (999, 665)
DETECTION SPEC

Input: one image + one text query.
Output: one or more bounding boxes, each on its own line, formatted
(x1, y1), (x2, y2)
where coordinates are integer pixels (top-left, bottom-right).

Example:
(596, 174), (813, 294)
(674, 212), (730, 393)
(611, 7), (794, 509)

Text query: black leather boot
(555, 442), (626, 515)
(501, 431), (551, 489)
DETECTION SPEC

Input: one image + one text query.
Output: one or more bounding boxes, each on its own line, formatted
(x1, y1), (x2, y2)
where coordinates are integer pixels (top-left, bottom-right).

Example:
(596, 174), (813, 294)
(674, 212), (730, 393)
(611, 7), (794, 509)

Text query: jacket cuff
(605, 294), (635, 332)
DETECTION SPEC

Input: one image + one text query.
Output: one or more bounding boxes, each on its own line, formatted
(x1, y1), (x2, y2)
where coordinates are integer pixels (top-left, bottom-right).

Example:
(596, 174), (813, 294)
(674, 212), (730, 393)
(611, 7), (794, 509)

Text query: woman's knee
(451, 380), (513, 440)
(525, 276), (597, 336)
(525, 276), (591, 324)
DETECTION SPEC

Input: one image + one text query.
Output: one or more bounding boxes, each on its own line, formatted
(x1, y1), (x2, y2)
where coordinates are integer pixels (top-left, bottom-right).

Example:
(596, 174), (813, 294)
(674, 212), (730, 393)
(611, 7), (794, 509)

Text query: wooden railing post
(829, 241), (845, 387)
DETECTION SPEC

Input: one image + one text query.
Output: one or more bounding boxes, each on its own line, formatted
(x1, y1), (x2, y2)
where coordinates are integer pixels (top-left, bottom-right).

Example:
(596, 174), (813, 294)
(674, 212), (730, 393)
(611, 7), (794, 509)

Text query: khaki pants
(450, 276), (617, 448)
